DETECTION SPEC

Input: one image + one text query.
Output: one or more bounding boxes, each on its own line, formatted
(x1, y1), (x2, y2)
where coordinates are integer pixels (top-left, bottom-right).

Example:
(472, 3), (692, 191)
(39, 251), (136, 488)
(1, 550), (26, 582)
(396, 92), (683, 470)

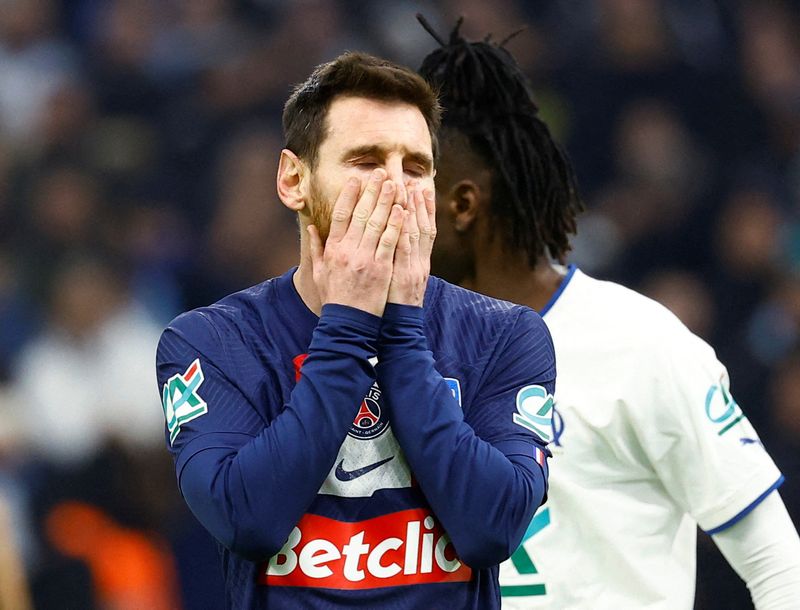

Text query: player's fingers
(394, 206), (412, 264)
(360, 179), (396, 249)
(328, 177), (361, 243)
(419, 188), (437, 257)
(346, 168), (386, 240)
(414, 188), (428, 237)
(307, 224), (324, 271)
(395, 178), (409, 209)
(406, 189), (421, 260)
(375, 204), (404, 262)
(424, 187), (436, 226)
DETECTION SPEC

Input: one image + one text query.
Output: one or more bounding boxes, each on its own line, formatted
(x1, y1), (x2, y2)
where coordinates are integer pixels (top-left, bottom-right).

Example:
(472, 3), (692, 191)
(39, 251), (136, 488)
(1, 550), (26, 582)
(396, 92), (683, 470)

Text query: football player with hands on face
(157, 51), (556, 610)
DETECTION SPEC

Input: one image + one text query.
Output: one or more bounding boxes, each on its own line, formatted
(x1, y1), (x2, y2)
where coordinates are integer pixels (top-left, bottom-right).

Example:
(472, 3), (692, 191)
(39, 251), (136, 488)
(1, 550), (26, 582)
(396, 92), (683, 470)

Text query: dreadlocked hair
(418, 15), (584, 265)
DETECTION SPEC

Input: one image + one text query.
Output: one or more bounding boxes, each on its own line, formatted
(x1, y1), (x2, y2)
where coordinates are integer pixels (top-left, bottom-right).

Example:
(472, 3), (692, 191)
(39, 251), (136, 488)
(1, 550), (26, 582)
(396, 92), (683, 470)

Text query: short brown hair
(283, 52), (441, 166)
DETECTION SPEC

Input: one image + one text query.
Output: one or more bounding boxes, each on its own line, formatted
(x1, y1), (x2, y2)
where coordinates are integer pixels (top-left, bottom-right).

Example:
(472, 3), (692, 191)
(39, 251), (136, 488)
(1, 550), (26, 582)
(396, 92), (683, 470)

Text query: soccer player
(418, 20), (800, 609)
(156, 52), (555, 609)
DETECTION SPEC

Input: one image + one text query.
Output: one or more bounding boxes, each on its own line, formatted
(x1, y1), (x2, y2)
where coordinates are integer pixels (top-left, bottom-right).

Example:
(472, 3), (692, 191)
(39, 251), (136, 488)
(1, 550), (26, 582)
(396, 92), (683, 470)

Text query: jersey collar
(276, 267), (319, 327)
(539, 264), (577, 317)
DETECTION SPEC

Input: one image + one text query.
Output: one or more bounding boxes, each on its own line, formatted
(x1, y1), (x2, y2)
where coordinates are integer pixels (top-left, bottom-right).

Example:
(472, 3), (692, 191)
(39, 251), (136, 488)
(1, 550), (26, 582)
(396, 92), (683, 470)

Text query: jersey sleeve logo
(704, 378), (746, 436)
(444, 378), (462, 407)
(513, 385), (554, 443)
(162, 358), (208, 445)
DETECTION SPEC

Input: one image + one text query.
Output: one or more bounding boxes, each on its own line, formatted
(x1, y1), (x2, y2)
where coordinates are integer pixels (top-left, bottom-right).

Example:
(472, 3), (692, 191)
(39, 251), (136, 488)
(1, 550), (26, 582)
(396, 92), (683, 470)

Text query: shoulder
(425, 277), (546, 333)
(427, 276), (538, 327)
(562, 272), (699, 348)
(424, 276), (550, 359)
(160, 278), (280, 356)
(575, 273), (676, 323)
(560, 272), (720, 379)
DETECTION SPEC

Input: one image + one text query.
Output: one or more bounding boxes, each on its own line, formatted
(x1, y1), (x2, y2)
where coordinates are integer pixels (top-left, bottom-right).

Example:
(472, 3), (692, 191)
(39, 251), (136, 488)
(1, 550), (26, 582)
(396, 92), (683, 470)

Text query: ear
(277, 149), (308, 212)
(446, 179), (482, 233)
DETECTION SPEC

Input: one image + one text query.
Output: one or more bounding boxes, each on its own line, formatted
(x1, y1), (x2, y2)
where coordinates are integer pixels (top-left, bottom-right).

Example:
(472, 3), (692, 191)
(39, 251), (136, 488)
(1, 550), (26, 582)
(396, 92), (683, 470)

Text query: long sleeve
(713, 491), (800, 609)
(376, 304), (554, 569)
(157, 304), (381, 561)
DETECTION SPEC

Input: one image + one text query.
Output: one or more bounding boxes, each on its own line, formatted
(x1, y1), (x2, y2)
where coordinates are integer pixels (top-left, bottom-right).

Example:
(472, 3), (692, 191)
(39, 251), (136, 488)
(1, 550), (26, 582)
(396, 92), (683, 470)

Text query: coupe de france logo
(705, 378), (745, 436)
(162, 359), (208, 445)
(513, 385), (554, 443)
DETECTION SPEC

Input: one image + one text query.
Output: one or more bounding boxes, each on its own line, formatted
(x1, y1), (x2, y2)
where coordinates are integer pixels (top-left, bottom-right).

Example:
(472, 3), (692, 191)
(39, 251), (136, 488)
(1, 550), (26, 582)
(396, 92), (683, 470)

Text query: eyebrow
(342, 144), (434, 173)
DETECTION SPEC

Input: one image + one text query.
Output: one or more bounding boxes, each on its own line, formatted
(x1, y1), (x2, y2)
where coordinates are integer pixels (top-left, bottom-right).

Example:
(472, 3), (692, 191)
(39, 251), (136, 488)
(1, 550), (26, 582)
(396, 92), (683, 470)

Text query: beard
(308, 175), (334, 244)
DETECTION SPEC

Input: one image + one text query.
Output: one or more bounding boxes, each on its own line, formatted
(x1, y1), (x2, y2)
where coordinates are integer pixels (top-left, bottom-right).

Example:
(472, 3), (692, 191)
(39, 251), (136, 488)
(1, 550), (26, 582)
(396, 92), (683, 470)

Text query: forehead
(320, 95), (433, 157)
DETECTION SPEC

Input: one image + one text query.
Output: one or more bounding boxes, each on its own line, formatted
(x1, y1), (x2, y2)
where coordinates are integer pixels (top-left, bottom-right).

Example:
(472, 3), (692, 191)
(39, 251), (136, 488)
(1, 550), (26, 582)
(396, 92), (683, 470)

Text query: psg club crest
(293, 353), (389, 441)
(349, 383), (389, 440)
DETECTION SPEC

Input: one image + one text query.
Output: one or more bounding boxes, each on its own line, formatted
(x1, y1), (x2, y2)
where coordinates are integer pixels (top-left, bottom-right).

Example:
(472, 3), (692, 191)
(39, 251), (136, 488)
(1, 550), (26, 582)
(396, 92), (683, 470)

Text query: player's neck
(463, 253), (565, 314)
(293, 240), (323, 316)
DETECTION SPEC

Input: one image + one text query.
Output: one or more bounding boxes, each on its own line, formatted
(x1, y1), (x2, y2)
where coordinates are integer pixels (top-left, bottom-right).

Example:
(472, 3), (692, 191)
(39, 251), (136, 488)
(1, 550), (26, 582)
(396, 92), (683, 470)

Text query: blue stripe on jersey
(705, 474), (785, 535)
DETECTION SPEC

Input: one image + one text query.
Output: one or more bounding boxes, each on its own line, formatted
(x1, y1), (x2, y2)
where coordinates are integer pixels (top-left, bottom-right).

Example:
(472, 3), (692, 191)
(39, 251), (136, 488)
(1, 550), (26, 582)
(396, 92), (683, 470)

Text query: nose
(384, 157), (414, 208)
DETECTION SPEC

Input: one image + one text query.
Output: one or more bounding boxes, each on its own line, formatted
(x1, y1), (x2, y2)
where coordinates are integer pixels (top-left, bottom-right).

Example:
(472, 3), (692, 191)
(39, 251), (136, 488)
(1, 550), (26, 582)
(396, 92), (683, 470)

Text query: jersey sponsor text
(261, 509), (472, 589)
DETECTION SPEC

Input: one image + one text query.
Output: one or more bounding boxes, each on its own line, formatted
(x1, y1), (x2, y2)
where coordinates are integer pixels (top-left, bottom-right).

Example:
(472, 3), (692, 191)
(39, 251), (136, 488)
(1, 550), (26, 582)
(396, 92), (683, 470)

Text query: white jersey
(499, 268), (782, 609)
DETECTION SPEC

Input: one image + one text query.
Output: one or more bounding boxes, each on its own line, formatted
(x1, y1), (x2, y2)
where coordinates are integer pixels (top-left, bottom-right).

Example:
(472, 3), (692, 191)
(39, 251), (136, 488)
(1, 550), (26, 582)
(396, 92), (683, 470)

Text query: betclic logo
(260, 509), (472, 589)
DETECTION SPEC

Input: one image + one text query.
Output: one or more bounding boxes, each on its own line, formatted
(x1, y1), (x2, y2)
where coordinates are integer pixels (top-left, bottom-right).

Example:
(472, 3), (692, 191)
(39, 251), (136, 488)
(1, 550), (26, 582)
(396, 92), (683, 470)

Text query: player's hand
(308, 169), (405, 317)
(387, 186), (436, 307)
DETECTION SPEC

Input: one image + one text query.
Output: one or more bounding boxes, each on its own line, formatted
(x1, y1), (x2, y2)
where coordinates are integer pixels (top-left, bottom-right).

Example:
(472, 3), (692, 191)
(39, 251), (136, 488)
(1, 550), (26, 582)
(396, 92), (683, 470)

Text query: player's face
(307, 95), (435, 242)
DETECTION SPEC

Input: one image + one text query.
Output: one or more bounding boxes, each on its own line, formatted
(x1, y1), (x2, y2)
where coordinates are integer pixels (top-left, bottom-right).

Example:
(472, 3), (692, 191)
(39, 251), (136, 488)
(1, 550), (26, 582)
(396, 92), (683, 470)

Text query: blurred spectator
(149, 0), (248, 82)
(596, 0), (676, 71)
(581, 98), (715, 285)
(18, 165), (106, 302)
(713, 188), (784, 283)
(86, 0), (163, 117)
(746, 275), (800, 367)
(739, 2), (800, 161)
(8, 253), (183, 609)
(0, 246), (38, 382)
(202, 127), (298, 300)
(33, 79), (95, 163)
(641, 269), (716, 339)
(0, 0), (78, 146)
(112, 203), (189, 322)
(12, 255), (163, 463)
(614, 99), (708, 201)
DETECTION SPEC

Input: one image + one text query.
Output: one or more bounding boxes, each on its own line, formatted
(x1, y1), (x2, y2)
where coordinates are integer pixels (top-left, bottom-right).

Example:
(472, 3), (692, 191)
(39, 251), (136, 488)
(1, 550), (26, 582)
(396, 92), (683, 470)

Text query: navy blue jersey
(156, 268), (555, 609)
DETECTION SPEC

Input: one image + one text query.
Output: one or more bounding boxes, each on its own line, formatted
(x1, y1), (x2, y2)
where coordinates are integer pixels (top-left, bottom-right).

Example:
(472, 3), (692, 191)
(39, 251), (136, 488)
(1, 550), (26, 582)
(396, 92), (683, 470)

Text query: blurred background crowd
(0, 0), (798, 607)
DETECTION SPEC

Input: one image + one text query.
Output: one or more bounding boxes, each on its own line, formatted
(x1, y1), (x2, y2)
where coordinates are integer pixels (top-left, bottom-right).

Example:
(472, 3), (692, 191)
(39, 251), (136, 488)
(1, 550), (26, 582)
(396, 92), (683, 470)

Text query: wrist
(379, 304), (426, 358)
(325, 299), (386, 317)
(387, 276), (428, 308)
(383, 303), (424, 321)
(316, 304), (383, 354)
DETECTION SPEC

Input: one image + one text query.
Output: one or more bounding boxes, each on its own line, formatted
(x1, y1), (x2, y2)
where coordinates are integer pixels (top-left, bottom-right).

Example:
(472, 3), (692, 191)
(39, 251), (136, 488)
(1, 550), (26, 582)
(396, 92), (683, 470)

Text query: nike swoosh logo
(335, 456), (394, 481)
